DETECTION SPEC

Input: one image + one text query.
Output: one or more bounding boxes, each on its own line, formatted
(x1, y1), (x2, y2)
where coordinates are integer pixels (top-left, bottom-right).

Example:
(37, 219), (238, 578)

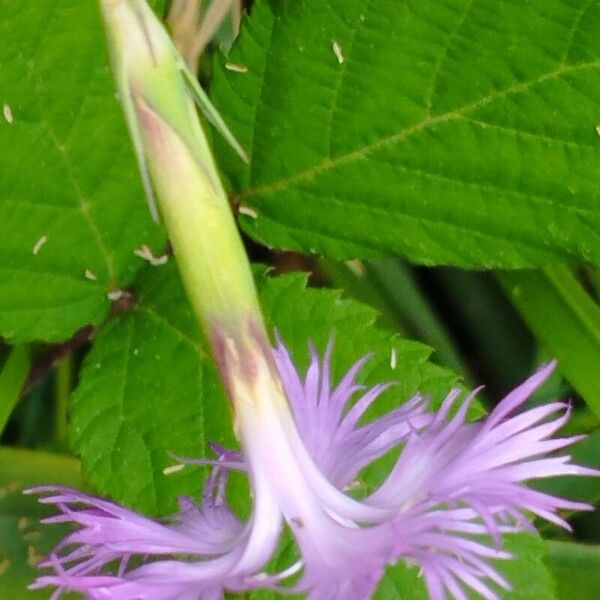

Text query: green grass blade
(498, 265), (600, 418)
(0, 347), (31, 436)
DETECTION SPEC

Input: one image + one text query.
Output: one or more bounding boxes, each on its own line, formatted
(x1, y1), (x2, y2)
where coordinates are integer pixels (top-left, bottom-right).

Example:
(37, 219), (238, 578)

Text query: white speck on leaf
(3, 104), (13, 124)
(332, 40), (345, 64)
(225, 62), (248, 73)
(390, 347), (397, 370)
(107, 289), (127, 301)
(239, 205), (258, 218)
(84, 269), (97, 281)
(163, 464), (186, 475)
(32, 235), (47, 255)
(134, 244), (168, 266)
(345, 259), (365, 277)
(596, 124), (600, 137)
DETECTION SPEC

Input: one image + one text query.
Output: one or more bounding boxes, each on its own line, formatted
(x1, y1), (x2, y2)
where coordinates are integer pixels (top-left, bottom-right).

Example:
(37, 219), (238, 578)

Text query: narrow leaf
(0, 347), (30, 435)
(498, 264), (600, 418)
(180, 62), (249, 163)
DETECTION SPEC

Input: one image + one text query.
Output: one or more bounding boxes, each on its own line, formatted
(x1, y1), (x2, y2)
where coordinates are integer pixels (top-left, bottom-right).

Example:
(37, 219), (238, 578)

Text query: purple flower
(27, 337), (597, 600)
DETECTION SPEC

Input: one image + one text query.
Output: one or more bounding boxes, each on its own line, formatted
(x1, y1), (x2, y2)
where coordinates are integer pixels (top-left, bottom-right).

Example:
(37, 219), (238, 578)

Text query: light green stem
(102, 0), (266, 346)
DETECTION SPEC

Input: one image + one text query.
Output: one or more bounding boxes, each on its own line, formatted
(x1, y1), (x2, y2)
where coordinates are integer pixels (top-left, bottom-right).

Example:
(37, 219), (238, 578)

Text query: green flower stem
(102, 0), (265, 344)
(135, 95), (263, 338)
(101, 0), (287, 427)
(0, 346), (31, 436)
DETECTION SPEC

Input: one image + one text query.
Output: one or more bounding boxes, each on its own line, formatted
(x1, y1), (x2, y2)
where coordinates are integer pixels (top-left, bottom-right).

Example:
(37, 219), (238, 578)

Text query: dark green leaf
(534, 429), (600, 504)
(212, 0), (600, 267)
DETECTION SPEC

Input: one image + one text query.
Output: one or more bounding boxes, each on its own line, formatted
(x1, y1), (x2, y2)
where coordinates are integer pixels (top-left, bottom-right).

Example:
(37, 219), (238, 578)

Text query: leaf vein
(426, 0), (476, 115)
(559, 0), (596, 66)
(326, 0), (370, 158)
(242, 59), (600, 199)
(457, 114), (598, 150)
(134, 305), (204, 354)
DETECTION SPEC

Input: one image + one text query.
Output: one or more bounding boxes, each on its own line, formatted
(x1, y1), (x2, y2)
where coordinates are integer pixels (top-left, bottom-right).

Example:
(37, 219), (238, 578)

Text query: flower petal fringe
(27, 339), (598, 600)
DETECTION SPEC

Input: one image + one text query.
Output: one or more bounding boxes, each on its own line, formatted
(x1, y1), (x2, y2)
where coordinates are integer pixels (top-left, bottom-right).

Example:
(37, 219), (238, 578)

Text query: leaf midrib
(16, 2), (117, 284)
(240, 58), (600, 200)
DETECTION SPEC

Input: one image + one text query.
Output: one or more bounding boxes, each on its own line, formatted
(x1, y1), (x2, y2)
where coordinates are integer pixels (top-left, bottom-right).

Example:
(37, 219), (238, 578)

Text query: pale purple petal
(29, 337), (598, 600)
(272, 338), (430, 487)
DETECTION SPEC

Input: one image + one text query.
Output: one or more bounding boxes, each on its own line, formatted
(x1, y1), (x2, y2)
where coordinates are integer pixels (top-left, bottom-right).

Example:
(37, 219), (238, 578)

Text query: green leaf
(70, 263), (230, 517)
(375, 533), (557, 599)
(211, 0), (600, 267)
(257, 270), (460, 405)
(499, 533), (558, 600)
(322, 258), (472, 378)
(71, 264), (460, 515)
(0, 447), (80, 598)
(545, 540), (600, 600)
(498, 264), (600, 418)
(0, 0), (163, 343)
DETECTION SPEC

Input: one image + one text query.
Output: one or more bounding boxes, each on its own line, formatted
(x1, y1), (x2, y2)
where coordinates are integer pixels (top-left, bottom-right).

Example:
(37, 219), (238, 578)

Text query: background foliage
(1, 0), (599, 598)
